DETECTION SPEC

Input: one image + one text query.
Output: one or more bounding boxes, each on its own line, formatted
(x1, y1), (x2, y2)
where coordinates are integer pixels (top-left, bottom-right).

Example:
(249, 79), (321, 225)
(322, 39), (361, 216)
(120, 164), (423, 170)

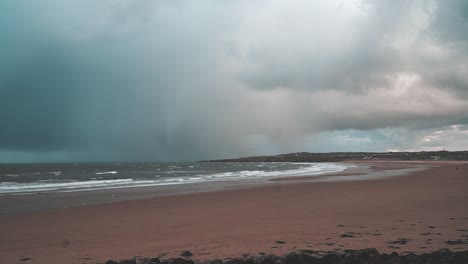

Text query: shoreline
(0, 161), (467, 264)
(0, 162), (357, 215)
(0, 161), (436, 215)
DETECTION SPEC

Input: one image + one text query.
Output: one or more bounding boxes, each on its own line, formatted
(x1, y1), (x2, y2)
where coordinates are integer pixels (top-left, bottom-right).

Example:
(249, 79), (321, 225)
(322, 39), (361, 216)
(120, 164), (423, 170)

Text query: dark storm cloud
(0, 0), (467, 162)
(0, 0), (250, 161)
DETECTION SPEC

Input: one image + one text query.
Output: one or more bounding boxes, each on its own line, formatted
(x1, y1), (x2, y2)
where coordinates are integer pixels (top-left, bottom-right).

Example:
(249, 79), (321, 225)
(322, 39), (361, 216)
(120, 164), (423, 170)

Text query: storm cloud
(0, 0), (467, 162)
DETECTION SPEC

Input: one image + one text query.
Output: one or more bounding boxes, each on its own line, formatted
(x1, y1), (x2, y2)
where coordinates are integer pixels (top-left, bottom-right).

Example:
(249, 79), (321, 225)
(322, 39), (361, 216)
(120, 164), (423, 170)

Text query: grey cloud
(235, 0), (410, 92)
(233, 0), (468, 130)
(236, 0), (468, 100)
(430, 0), (468, 45)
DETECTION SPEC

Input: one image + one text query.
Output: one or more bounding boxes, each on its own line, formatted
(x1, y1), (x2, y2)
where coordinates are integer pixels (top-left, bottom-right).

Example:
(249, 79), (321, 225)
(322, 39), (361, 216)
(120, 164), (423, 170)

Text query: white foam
(205, 163), (345, 179)
(4, 174), (20, 177)
(0, 179), (136, 193)
(95, 171), (117, 175)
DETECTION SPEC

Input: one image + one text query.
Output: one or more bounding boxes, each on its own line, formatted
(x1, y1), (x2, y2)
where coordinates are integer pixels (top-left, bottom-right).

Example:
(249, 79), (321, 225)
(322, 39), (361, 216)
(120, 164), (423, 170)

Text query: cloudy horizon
(1, 0), (468, 163)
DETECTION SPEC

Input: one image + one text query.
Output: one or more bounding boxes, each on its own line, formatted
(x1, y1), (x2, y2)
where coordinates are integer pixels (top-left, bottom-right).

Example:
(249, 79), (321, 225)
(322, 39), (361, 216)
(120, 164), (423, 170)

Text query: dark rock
(382, 252), (401, 264)
(342, 254), (363, 264)
(298, 250), (316, 255)
(341, 249), (379, 264)
(435, 248), (452, 255)
(343, 249), (378, 264)
(137, 258), (152, 264)
(225, 258), (254, 264)
(148, 258), (161, 264)
(276, 240), (287, 244)
(418, 253), (431, 263)
(380, 254), (389, 259)
(320, 253), (341, 264)
(206, 259), (223, 264)
(171, 258), (195, 264)
(120, 259), (137, 264)
(106, 249), (468, 264)
(357, 248), (379, 258)
(401, 253), (422, 264)
(425, 248), (453, 264)
(181, 251), (194, 257)
(254, 254), (281, 264)
(367, 254), (384, 264)
(452, 251), (468, 264)
(283, 252), (318, 264)
(19, 258), (31, 262)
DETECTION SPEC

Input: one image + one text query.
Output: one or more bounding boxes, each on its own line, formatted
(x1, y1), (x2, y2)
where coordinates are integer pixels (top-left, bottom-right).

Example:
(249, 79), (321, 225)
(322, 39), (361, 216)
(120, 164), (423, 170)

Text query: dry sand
(0, 161), (467, 264)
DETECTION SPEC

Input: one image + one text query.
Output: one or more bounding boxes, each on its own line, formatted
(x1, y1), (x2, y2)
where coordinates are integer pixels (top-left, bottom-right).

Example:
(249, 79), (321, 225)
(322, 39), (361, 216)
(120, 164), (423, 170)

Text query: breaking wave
(0, 162), (348, 194)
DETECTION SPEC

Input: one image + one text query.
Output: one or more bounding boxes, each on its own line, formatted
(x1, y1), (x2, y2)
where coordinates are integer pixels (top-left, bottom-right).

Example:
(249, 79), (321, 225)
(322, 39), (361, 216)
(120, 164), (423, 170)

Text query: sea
(0, 162), (347, 195)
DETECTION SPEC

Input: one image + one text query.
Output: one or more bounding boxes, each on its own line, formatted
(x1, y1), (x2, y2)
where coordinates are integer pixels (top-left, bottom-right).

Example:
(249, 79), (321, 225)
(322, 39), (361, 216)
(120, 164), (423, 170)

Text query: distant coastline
(203, 150), (468, 162)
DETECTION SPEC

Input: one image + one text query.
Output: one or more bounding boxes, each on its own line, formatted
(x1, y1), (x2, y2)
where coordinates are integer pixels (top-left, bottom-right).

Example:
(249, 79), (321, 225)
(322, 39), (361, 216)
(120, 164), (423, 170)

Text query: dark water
(0, 162), (347, 194)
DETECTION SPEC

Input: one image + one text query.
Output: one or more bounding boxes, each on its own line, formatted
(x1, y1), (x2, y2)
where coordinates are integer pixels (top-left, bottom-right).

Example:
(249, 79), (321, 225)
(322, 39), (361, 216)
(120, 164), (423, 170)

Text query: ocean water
(0, 162), (347, 194)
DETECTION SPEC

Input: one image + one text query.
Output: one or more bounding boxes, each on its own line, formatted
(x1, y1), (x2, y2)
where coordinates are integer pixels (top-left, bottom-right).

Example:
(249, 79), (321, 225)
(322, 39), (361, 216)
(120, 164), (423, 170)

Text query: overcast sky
(1, 0), (467, 162)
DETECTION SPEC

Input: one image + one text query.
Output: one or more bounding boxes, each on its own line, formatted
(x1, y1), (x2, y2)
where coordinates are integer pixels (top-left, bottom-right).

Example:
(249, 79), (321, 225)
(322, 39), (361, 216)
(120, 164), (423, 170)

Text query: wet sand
(0, 161), (467, 264)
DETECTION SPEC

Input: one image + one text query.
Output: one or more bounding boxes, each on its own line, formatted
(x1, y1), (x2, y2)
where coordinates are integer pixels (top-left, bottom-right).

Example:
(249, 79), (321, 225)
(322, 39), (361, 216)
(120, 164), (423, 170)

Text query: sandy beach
(0, 161), (467, 264)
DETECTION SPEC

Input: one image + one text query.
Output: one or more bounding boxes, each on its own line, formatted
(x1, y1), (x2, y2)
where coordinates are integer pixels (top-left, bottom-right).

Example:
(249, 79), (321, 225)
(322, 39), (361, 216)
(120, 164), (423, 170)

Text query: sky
(1, 0), (468, 162)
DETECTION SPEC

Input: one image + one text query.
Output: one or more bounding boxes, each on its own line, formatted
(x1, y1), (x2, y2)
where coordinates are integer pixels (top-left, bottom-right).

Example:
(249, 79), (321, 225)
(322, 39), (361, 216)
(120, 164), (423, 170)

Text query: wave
(95, 171), (117, 175)
(0, 179), (139, 194)
(206, 163), (345, 179)
(0, 163), (348, 194)
(4, 174), (20, 177)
